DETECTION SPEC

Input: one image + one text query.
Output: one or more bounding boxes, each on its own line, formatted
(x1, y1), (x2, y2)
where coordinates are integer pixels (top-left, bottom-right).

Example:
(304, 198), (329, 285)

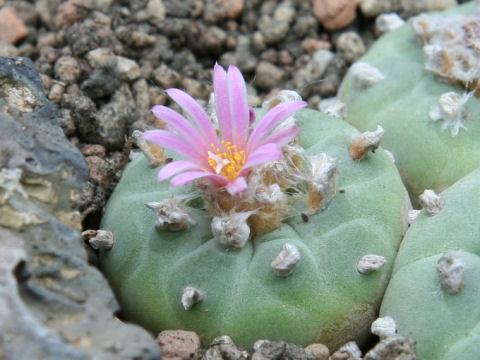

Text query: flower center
(208, 142), (246, 181)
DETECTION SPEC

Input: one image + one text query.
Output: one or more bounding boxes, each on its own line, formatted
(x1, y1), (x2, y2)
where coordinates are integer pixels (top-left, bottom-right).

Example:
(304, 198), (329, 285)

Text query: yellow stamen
(208, 142), (246, 180)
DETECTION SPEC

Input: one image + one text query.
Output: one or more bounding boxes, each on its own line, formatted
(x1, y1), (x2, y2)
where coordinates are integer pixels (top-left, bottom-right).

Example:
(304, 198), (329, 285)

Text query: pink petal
(260, 125), (298, 148)
(157, 160), (205, 182)
(225, 176), (247, 195)
(227, 65), (249, 148)
(213, 64), (233, 143)
(170, 171), (229, 187)
(142, 130), (207, 166)
(151, 105), (207, 152)
(239, 143), (282, 176)
(165, 88), (220, 148)
(247, 101), (307, 153)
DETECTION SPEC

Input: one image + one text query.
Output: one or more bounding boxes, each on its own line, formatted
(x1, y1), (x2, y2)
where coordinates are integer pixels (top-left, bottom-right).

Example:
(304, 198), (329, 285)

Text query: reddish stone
(85, 156), (108, 184)
(156, 330), (202, 360)
(0, 7), (28, 44)
(313, 0), (359, 31)
(55, 0), (90, 29)
(301, 37), (332, 54)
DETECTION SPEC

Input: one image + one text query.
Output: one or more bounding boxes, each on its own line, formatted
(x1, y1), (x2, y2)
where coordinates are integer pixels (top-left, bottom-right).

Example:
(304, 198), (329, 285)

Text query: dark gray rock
(0, 57), (160, 359)
(72, 84), (134, 150)
(81, 61), (122, 99)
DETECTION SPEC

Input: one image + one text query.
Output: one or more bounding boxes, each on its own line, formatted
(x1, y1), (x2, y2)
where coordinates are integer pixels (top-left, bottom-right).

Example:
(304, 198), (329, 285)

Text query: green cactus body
(339, 2), (480, 202)
(100, 109), (409, 349)
(380, 167), (480, 360)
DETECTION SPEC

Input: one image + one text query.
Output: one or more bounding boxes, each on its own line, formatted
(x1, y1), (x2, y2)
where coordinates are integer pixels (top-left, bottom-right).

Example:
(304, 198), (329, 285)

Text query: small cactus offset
(100, 65), (409, 349)
(339, 1), (480, 202)
(380, 168), (480, 360)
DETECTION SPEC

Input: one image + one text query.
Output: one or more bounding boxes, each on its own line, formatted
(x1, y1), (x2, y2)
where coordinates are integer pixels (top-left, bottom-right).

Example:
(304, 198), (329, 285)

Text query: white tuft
(429, 91), (472, 136)
(349, 62), (385, 88)
(146, 197), (195, 231)
(419, 189), (444, 216)
(437, 251), (465, 295)
(181, 286), (204, 310)
(375, 13), (405, 36)
(211, 211), (255, 250)
(357, 254), (387, 274)
(271, 243), (301, 277)
(371, 316), (397, 338)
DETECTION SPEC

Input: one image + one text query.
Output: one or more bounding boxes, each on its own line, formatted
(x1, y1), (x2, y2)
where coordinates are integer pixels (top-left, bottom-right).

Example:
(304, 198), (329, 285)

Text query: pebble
(255, 61), (286, 91)
(258, 15), (290, 45)
(183, 78), (211, 99)
(204, 336), (249, 360)
(116, 56), (142, 81)
(310, 49), (335, 79)
(156, 330), (202, 360)
(0, 40), (20, 57)
(0, 7), (29, 44)
(10, 1), (38, 26)
(188, 22), (227, 56)
(48, 83), (65, 104)
(335, 32), (366, 63)
(219, 35), (258, 73)
(360, 0), (456, 17)
(363, 335), (416, 360)
(204, 0), (245, 23)
(313, 0), (359, 31)
(85, 155), (109, 184)
(57, 108), (77, 136)
(292, 15), (318, 38)
(55, 0), (90, 29)
(81, 63), (121, 99)
(153, 63), (182, 89)
(252, 340), (315, 360)
(54, 56), (82, 83)
(304, 343), (330, 360)
(81, 144), (107, 158)
(301, 37), (332, 55)
(146, 0), (167, 25)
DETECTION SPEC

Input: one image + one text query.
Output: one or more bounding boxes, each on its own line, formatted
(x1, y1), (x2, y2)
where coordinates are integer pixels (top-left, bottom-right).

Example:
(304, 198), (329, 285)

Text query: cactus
(380, 167), (480, 360)
(100, 105), (409, 349)
(339, 1), (480, 202)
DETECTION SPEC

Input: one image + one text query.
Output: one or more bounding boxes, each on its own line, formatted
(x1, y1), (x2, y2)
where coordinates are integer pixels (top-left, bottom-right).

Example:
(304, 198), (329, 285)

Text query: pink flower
(142, 64), (307, 195)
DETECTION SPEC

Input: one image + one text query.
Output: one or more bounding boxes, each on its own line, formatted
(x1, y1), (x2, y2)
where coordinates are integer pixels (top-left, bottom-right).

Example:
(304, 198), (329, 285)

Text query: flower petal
(247, 101), (307, 153)
(157, 160), (205, 182)
(151, 105), (207, 151)
(239, 143), (282, 176)
(227, 65), (249, 147)
(165, 88), (219, 147)
(170, 171), (229, 187)
(225, 176), (247, 195)
(260, 125), (298, 148)
(213, 64), (233, 143)
(142, 130), (207, 166)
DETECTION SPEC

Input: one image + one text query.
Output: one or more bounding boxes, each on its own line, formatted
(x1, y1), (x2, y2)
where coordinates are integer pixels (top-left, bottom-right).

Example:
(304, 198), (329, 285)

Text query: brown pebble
(48, 83), (65, 104)
(0, 7), (28, 44)
(54, 56), (82, 83)
(81, 144), (106, 158)
(156, 330), (202, 360)
(301, 37), (332, 55)
(85, 156), (109, 183)
(305, 343), (330, 360)
(313, 0), (359, 31)
(55, 0), (89, 29)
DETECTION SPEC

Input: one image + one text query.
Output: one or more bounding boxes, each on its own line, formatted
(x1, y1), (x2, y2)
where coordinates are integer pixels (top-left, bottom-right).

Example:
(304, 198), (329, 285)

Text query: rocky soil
(0, 0), (469, 359)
